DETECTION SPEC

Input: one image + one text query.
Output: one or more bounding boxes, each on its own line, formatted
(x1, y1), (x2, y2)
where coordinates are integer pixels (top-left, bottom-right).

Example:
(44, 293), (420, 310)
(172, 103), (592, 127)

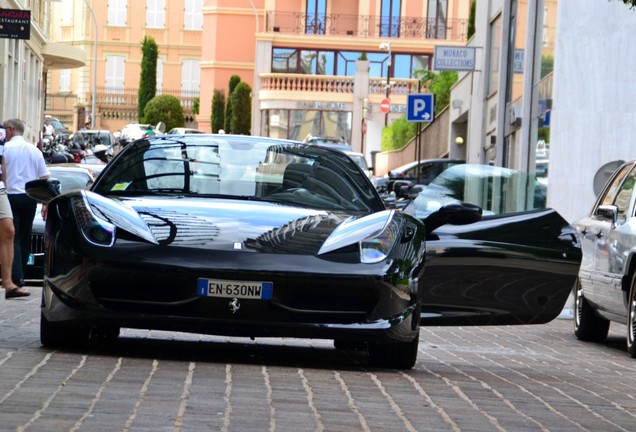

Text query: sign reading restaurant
(0, 9), (31, 40)
(433, 46), (476, 72)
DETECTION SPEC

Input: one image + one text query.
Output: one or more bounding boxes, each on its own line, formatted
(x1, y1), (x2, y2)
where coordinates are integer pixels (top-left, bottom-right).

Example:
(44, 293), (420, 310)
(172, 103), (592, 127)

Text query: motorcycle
(42, 135), (74, 164)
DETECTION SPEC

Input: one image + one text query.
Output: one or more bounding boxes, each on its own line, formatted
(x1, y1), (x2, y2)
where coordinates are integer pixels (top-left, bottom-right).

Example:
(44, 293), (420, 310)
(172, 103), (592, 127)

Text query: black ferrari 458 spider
(26, 135), (581, 369)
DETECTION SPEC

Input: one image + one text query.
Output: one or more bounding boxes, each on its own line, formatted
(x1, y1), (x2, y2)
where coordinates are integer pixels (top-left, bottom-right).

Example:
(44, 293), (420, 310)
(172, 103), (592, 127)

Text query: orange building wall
(404, 0), (423, 17)
(199, 0), (266, 131)
(49, 0), (202, 132)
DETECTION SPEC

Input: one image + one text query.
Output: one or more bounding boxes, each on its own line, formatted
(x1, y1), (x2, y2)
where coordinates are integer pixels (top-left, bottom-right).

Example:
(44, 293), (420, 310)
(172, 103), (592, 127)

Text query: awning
(42, 42), (86, 70)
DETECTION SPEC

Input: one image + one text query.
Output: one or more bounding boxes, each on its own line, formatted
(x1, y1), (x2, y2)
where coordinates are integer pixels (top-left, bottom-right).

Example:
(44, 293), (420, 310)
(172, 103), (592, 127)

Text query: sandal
(5, 287), (31, 298)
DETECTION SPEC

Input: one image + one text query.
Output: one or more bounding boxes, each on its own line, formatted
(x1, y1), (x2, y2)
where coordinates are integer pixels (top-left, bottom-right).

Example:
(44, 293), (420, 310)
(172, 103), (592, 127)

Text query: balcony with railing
(45, 87), (199, 128)
(266, 11), (468, 41)
(259, 73), (419, 103)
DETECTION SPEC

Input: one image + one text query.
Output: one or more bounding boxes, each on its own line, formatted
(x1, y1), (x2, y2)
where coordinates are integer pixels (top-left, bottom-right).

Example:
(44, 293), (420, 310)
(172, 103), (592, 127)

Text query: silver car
(574, 160), (636, 357)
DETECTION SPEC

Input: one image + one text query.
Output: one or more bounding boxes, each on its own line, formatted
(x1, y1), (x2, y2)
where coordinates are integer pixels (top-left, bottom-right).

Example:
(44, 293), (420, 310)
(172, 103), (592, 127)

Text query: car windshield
(47, 118), (68, 131)
(93, 136), (384, 212)
(409, 164), (546, 218)
(49, 169), (94, 191)
(347, 154), (369, 171)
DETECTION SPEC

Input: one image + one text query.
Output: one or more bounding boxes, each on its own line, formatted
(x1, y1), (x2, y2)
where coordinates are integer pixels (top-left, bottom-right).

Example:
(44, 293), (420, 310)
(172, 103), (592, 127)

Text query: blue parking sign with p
(407, 94), (435, 122)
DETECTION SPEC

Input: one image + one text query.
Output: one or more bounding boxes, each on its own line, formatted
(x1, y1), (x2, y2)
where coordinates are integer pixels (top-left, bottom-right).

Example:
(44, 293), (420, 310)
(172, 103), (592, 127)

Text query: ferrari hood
(95, 195), (379, 254)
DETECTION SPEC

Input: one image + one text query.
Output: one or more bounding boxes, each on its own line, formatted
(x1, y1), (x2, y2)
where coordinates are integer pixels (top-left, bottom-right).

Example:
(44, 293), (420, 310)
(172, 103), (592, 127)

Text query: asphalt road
(1, 286), (634, 432)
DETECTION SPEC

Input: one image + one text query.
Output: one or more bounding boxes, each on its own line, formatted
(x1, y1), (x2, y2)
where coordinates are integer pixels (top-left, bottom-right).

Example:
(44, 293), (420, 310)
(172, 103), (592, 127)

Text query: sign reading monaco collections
(433, 46), (476, 72)
(0, 9), (30, 40)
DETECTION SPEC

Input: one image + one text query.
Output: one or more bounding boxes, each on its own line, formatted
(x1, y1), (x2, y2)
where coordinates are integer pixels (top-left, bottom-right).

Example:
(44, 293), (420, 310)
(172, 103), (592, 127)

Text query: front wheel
(367, 334), (419, 369)
(627, 277), (636, 358)
(574, 279), (609, 342)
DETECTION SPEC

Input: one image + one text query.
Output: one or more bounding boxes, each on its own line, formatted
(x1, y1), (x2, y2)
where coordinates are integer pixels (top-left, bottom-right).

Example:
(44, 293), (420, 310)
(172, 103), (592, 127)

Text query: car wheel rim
(575, 284), (583, 328)
(629, 289), (636, 346)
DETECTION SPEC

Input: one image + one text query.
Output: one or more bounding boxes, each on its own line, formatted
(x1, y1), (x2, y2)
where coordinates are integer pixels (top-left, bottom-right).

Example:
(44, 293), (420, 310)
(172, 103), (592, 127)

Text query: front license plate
(197, 278), (273, 300)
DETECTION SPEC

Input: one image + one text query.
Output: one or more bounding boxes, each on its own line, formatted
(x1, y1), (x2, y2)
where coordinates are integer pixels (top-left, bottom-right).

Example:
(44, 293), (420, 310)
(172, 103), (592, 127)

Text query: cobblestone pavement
(1, 287), (635, 432)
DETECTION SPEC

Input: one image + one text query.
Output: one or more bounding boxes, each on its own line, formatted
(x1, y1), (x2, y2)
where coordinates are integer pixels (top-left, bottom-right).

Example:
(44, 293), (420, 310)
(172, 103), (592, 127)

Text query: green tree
(142, 94), (185, 131)
(230, 82), (252, 134)
(622, 0), (636, 8)
(211, 89), (225, 133)
(192, 97), (200, 115)
(415, 70), (458, 113)
(467, 0), (476, 39)
(138, 36), (159, 120)
(224, 75), (241, 133)
(381, 116), (417, 151)
(541, 55), (554, 79)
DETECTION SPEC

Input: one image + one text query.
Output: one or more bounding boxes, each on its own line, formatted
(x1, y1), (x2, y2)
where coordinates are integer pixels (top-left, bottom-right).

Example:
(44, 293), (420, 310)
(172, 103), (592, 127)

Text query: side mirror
(406, 185), (423, 200)
(595, 204), (618, 223)
(422, 202), (483, 233)
(25, 178), (61, 203)
(392, 180), (412, 197)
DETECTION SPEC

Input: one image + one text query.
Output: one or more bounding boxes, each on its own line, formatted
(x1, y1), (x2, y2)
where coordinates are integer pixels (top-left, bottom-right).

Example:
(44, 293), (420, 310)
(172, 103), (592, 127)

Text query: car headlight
(318, 210), (399, 264)
(360, 218), (400, 263)
(71, 195), (116, 247)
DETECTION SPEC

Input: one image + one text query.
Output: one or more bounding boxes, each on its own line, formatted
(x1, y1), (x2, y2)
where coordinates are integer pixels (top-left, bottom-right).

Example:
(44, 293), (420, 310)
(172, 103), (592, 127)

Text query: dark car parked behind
(374, 158), (465, 197)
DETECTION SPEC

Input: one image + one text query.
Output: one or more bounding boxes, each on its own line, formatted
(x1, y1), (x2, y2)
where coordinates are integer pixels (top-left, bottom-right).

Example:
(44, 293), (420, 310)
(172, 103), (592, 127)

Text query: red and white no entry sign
(380, 98), (391, 114)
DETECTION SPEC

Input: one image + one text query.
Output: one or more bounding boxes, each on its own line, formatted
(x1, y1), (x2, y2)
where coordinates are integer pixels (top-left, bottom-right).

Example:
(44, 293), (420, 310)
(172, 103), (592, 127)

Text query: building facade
(0, 0), (85, 144)
(449, 0), (556, 172)
(199, 0), (472, 161)
(549, 0), (636, 224)
(47, 0), (203, 133)
(44, 1), (471, 163)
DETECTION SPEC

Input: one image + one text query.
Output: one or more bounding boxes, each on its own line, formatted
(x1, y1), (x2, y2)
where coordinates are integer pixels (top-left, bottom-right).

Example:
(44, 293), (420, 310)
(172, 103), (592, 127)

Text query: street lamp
(83, 0), (97, 129)
(379, 42), (392, 126)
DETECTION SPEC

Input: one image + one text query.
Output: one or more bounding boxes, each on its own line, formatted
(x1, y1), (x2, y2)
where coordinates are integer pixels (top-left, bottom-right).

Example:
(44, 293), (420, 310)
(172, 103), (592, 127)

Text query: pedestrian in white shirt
(0, 124), (22, 298)
(3, 119), (49, 292)
(43, 119), (55, 140)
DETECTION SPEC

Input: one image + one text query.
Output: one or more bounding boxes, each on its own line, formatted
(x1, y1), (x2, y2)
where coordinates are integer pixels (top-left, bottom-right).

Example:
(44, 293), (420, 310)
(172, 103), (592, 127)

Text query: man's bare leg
(0, 217), (24, 294)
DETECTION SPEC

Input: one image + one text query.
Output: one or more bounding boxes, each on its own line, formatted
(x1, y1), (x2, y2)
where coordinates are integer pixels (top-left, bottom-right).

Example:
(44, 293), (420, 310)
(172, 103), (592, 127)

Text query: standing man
(0, 125), (23, 297)
(43, 118), (55, 141)
(3, 119), (49, 289)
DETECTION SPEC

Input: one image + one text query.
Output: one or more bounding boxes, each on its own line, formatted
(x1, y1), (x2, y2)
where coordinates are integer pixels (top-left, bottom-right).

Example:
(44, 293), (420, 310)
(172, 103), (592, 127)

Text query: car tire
(40, 313), (90, 348)
(367, 333), (419, 369)
(627, 277), (636, 358)
(574, 279), (610, 342)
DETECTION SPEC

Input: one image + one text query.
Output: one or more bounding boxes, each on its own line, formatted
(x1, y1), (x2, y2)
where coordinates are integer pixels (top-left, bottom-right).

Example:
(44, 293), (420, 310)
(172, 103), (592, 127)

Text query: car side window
(598, 166), (630, 206)
(612, 168), (636, 221)
(599, 165), (632, 207)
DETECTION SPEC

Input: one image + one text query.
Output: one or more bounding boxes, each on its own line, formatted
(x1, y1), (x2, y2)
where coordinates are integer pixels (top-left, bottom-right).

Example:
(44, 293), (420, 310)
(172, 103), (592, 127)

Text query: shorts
(0, 190), (13, 219)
